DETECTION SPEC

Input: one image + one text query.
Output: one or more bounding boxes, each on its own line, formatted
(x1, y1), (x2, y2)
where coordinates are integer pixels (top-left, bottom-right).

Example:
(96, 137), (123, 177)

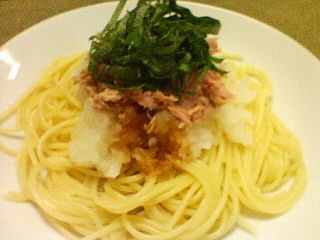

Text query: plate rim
(1, 0), (319, 66)
(0, 1), (320, 240)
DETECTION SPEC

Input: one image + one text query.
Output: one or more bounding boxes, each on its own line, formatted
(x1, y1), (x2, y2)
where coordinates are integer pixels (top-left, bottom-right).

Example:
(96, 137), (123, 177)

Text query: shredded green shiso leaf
(88, 0), (225, 96)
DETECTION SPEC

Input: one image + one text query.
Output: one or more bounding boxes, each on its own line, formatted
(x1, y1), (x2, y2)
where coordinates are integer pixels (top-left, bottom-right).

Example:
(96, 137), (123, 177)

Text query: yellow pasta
(0, 54), (306, 240)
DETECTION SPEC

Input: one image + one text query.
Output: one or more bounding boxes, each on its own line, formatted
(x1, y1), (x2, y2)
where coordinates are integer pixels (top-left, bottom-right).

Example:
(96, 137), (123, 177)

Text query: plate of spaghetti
(0, 1), (319, 240)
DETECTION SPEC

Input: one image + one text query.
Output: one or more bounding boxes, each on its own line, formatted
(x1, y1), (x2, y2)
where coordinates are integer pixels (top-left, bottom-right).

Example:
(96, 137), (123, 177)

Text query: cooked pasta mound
(0, 54), (306, 240)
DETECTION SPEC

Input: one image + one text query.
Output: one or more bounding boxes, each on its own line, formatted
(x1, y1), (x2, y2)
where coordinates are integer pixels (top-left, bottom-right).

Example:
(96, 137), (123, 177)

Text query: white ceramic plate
(1, 1), (319, 239)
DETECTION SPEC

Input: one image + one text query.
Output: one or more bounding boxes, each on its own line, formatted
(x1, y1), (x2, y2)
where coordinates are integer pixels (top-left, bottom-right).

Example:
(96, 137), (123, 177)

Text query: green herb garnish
(88, 0), (225, 96)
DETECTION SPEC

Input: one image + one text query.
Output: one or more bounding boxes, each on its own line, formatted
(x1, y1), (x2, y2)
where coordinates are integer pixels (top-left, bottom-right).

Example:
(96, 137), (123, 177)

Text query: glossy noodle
(0, 54), (306, 240)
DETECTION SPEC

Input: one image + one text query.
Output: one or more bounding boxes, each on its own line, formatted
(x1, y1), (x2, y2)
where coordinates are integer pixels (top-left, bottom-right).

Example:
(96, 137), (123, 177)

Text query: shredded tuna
(201, 70), (232, 106)
(93, 88), (122, 109)
(78, 69), (94, 85)
(144, 115), (156, 134)
(131, 90), (178, 110)
(168, 106), (192, 125)
(188, 105), (205, 116)
(206, 37), (219, 53)
(77, 68), (230, 127)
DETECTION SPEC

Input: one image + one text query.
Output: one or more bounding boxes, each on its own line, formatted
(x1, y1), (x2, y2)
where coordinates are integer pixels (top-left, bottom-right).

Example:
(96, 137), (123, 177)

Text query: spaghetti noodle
(1, 54), (306, 240)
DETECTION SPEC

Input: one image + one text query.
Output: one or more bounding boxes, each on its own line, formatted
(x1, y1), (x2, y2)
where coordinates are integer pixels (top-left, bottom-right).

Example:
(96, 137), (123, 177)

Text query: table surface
(0, 0), (319, 59)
